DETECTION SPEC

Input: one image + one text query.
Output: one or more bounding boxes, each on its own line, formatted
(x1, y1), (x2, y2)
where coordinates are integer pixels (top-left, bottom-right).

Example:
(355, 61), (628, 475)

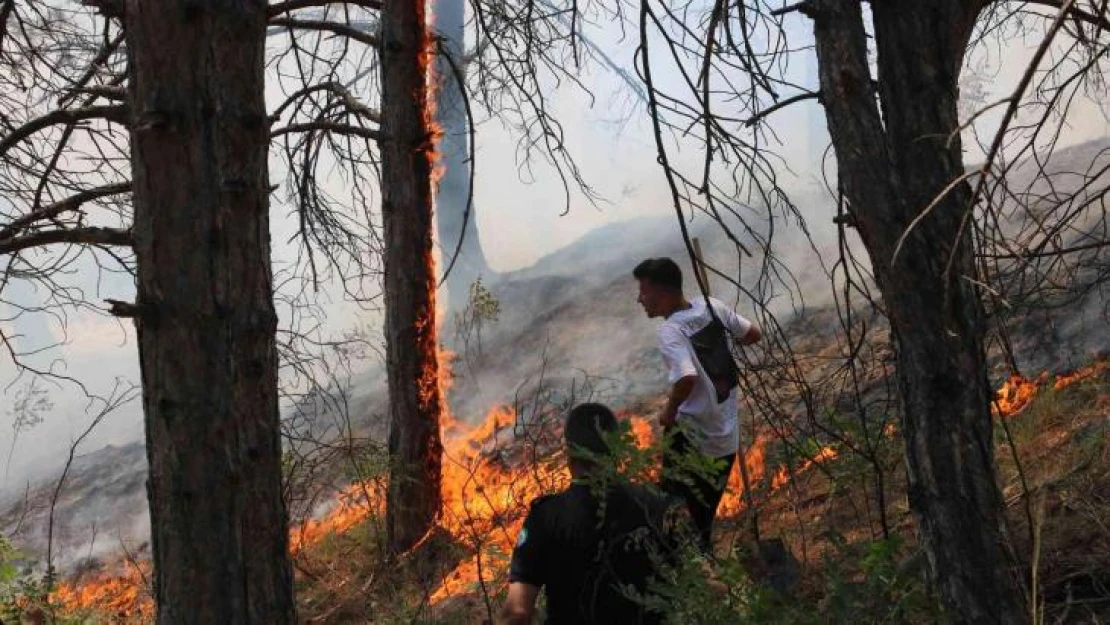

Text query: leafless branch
(0, 226), (131, 255)
(268, 0), (382, 17)
(46, 380), (140, 588)
(269, 17), (380, 47)
(270, 120), (383, 142)
(1, 104), (127, 154)
(0, 182), (130, 239)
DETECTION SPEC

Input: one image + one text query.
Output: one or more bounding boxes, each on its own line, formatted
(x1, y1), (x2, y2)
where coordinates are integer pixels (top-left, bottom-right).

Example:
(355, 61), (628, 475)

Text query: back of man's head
(633, 257), (683, 292)
(564, 403), (618, 463)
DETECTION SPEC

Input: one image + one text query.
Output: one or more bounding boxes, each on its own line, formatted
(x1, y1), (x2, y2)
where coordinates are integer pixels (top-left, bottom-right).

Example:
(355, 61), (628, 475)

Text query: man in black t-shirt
(498, 403), (689, 625)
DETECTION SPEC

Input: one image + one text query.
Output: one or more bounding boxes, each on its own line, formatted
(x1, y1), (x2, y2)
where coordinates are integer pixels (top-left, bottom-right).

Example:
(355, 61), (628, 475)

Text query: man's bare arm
(498, 582), (540, 625)
(661, 376), (697, 428)
(737, 322), (761, 345)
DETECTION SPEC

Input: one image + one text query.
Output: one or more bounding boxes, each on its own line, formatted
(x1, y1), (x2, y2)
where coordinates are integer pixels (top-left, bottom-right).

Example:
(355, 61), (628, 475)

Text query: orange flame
(431, 404), (572, 602)
(289, 481), (383, 554)
(52, 358), (1108, 615)
(630, 417), (655, 448)
(1052, 360), (1107, 390)
(993, 360), (1107, 418)
(716, 436), (839, 516)
(771, 445), (838, 490)
(993, 374), (1039, 417)
(421, 9), (446, 189)
(52, 563), (153, 620)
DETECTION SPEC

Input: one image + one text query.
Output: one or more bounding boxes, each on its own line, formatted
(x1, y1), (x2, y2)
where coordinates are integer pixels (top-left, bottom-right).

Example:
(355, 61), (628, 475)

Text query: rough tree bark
(380, 0), (445, 553)
(810, 1), (1026, 622)
(125, 0), (295, 621)
(433, 0), (493, 308)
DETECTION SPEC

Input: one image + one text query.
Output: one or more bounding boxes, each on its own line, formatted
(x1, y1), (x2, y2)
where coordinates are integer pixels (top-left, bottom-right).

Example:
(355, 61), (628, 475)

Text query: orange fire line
(50, 356), (1108, 615)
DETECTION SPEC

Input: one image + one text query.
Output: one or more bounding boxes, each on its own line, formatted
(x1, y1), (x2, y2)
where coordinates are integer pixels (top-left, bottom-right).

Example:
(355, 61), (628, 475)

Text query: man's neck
(664, 298), (692, 319)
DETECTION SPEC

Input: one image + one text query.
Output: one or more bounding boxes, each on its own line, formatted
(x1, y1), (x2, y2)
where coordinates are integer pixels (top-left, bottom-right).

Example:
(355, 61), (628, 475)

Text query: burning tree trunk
(811, 1), (1026, 621)
(433, 0), (493, 308)
(380, 0), (445, 553)
(125, 0), (295, 621)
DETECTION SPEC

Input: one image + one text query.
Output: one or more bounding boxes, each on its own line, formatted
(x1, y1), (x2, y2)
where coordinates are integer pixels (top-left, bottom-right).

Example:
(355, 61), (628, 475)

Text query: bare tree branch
(268, 17), (379, 47)
(270, 121), (383, 142)
(267, 0), (382, 17)
(1017, 0), (1110, 30)
(58, 31), (126, 108)
(744, 91), (822, 127)
(0, 104), (128, 157)
(0, 182), (130, 239)
(46, 381), (139, 589)
(0, 225), (132, 255)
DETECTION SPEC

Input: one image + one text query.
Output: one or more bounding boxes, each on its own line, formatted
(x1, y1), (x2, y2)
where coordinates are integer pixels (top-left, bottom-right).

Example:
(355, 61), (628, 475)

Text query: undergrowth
(16, 365), (1109, 624)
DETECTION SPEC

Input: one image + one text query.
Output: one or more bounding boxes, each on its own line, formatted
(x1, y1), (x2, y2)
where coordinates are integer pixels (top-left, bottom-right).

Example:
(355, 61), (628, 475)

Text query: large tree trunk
(433, 0), (493, 308)
(810, 1), (1027, 622)
(125, 0), (295, 622)
(380, 0), (445, 553)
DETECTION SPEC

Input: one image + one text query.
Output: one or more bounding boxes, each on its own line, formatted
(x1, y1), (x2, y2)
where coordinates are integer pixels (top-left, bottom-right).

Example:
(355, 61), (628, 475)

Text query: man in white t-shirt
(633, 257), (761, 549)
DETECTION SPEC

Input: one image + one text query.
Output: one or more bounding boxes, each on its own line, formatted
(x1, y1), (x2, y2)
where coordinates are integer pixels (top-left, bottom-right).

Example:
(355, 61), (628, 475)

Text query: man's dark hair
(633, 257), (683, 292)
(564, 403), (618, 459)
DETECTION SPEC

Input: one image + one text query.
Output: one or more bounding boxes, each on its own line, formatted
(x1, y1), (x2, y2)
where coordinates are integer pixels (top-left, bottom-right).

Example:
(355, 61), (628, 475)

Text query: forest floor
(17, 361), (1107, 624)
(285, 362), (1109, 625)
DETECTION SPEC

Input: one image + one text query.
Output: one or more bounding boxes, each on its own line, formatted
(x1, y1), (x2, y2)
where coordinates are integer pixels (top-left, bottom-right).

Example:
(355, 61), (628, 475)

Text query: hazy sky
(1, 5), (1106, 493)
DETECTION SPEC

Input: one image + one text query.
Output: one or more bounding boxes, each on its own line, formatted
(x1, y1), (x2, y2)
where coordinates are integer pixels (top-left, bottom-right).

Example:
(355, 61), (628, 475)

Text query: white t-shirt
(657, 296), (752, 458)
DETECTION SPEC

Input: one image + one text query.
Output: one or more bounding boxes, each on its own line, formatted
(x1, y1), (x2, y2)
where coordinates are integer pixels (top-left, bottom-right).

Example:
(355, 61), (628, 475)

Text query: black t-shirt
(508, 482), (686, 625)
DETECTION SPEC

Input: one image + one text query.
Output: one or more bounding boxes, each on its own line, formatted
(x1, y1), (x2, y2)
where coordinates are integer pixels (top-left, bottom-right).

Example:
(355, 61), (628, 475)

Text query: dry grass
(996, 372), (1110, 623)
(235, 368), (1110, 623)
(705, 366), (1110, 624)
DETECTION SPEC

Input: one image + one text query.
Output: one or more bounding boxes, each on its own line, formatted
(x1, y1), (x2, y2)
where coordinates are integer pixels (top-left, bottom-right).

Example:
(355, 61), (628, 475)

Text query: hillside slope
(1, 140), (1107, 623)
